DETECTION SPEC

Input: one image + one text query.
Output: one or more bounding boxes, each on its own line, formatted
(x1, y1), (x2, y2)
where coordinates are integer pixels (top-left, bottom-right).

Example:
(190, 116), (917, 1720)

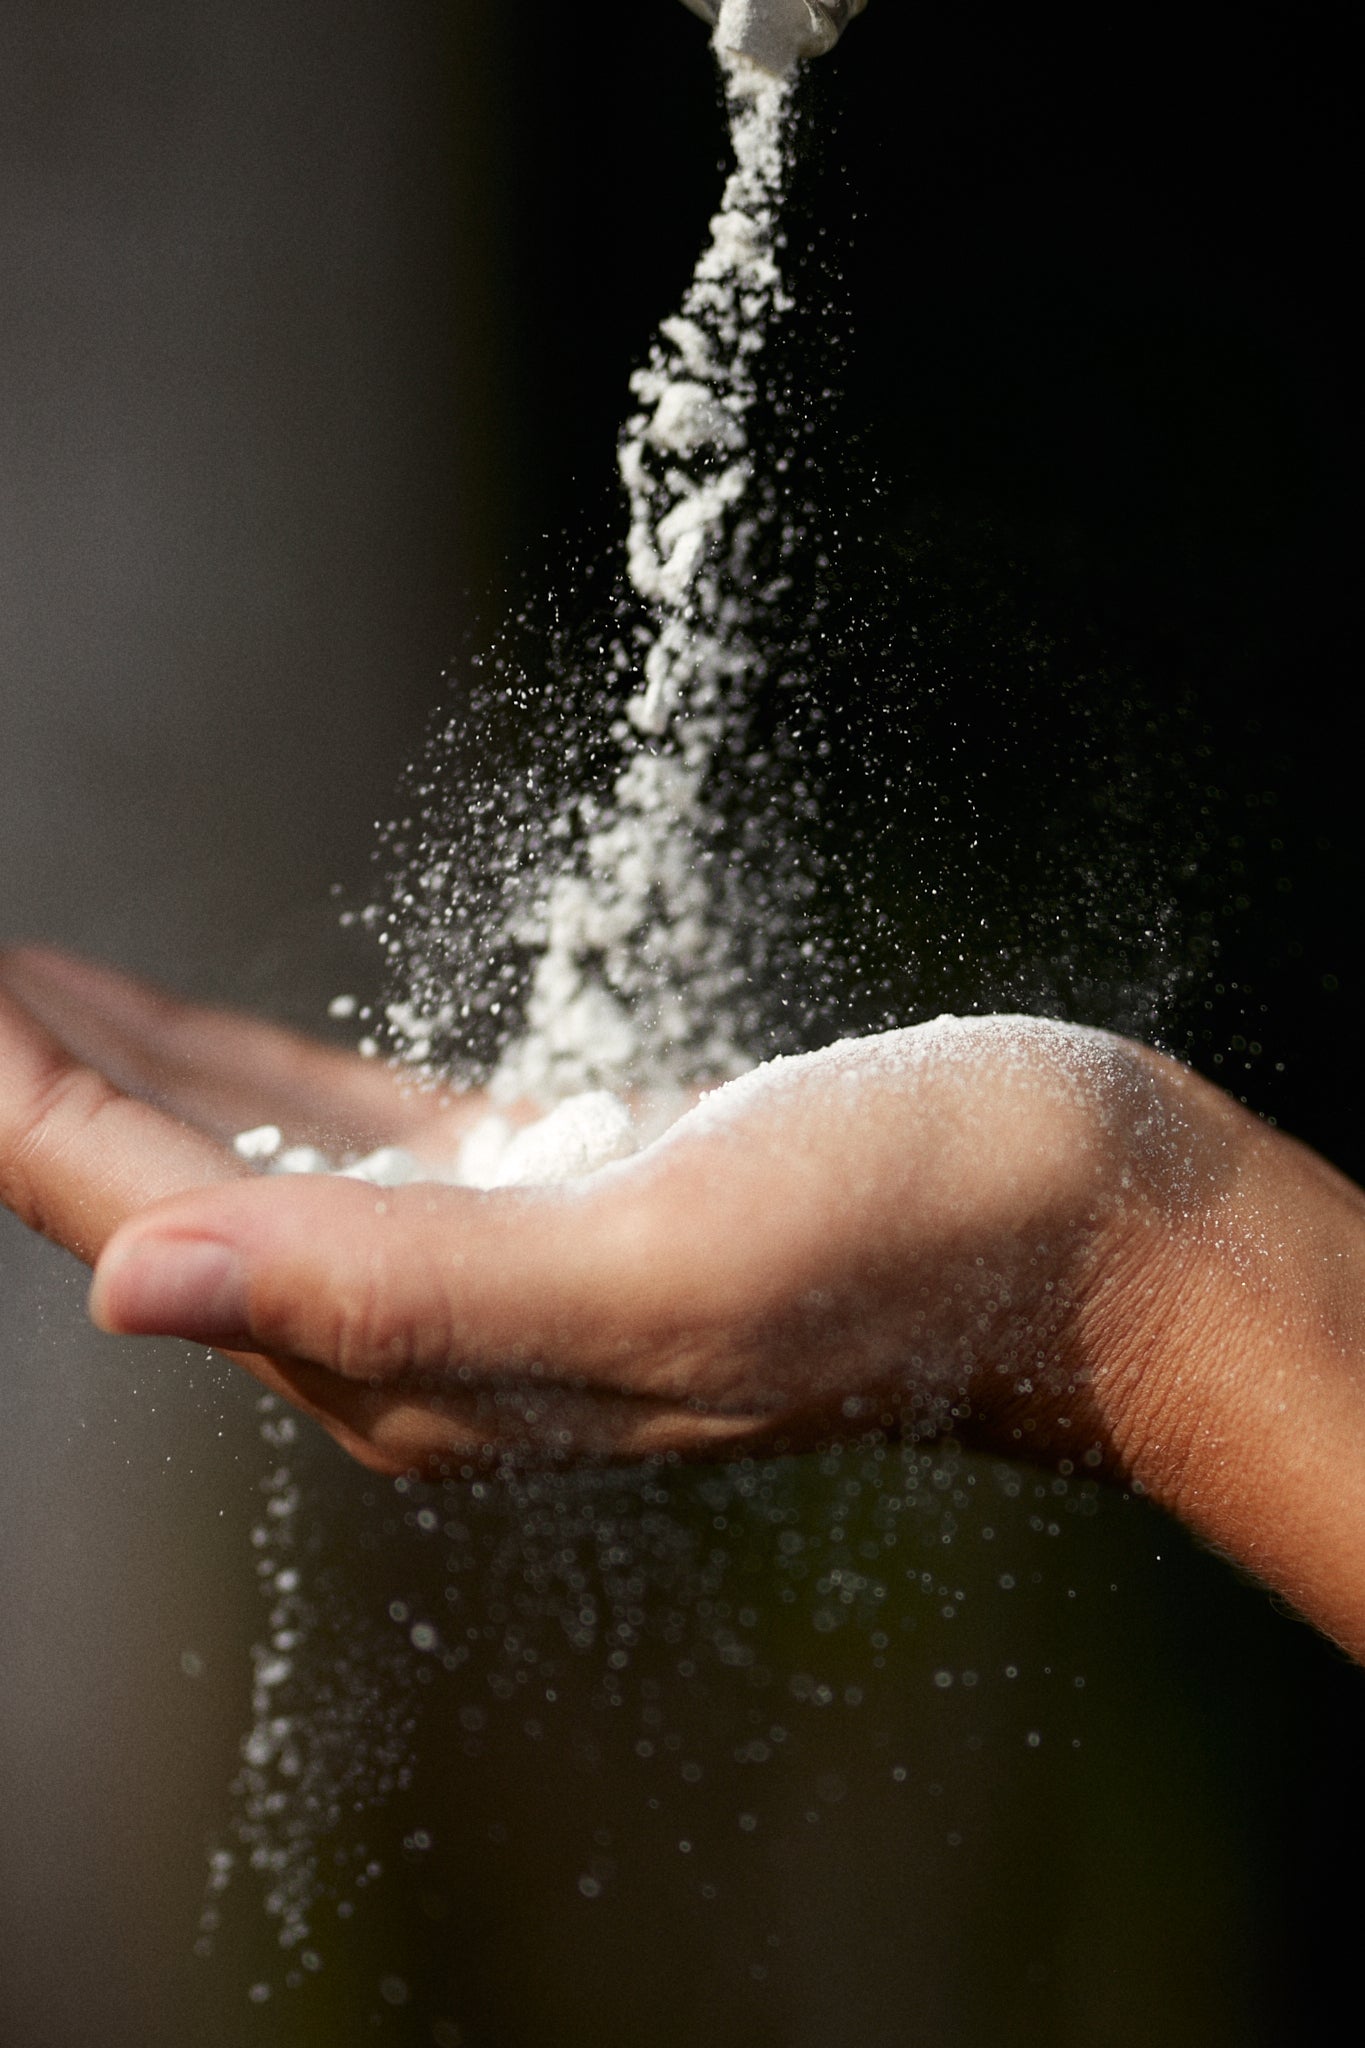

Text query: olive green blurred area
(0, 5), (1358, 2047)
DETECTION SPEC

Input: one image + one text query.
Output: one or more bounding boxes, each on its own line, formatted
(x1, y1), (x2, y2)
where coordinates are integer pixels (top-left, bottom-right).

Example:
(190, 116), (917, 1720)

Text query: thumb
(88, 1173), (647, 1383)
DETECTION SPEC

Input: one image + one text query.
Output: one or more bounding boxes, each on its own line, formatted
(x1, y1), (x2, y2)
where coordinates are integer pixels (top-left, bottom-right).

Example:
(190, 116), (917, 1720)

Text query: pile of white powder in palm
(233, 1086), (643, 1190)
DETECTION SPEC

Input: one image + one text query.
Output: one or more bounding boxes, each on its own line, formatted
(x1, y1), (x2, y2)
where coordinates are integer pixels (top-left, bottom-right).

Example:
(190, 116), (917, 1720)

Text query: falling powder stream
(396, 58), (799, 1108)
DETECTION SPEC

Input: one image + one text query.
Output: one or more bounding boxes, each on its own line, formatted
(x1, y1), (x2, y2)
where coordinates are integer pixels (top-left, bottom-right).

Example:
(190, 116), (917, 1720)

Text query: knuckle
(356, 1404), (466, 1480)
(336, 1427), (412, 1479)
(0, 1053), (121, 1242)
(256, 1246), (448, 1382)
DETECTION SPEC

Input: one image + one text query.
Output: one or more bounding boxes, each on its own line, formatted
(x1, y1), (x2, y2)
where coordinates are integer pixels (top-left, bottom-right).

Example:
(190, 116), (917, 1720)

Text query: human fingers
(0, 983), (242, 1261)
(81, 1018), (1178, 1474)
(86, 1024), (1076, 1419)
(0, 977), (385, 1451)
(226, 1355), (771, 1474)
(90, 1173), (670, 1380)
(0, 946), (466, 1152)
(89, 1170), (782, 1468)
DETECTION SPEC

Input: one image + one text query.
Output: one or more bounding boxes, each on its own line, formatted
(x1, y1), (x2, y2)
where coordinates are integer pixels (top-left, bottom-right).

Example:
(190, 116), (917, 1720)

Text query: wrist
(1081, 1105), (1365, 1659)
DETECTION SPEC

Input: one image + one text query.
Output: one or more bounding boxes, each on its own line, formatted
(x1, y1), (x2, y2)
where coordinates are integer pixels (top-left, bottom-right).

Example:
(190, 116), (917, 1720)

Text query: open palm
(3, 943), (1365, 1660)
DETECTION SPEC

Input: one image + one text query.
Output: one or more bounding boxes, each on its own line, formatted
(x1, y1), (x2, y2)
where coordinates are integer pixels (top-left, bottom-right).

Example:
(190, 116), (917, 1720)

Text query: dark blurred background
(0, 4), (1359, 2045)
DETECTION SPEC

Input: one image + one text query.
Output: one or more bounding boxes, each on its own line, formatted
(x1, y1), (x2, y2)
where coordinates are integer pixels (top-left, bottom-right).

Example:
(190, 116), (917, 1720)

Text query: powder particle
(268, 1090), (639, 1191)
(234, 1124), (282, 1162)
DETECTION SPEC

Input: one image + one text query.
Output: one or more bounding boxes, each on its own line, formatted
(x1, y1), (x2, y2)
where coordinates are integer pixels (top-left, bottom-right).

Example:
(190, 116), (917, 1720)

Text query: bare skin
(1, 944), (1363, 1661)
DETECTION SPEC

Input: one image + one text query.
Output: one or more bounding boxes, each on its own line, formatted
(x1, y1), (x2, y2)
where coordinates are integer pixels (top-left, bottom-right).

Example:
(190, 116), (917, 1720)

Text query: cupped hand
(3, 944), (1365, 1656)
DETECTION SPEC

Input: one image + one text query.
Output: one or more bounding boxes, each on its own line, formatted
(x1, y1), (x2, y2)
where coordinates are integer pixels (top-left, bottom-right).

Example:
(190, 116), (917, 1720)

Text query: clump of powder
(280, 1089), (643, 1191)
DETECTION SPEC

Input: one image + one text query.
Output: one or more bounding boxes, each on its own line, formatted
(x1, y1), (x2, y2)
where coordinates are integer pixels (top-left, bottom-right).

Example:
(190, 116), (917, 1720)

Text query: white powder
(663, 1014), (1137, 1141)
(260, 1016), (1154, 1196)
(713, 0), (854, 77)
(246, 56), (802, 1188)
(240, 50), (809, 1187)
(475, 1090), (638, 1185)
(306, 1090), (640, 1191)
(366, 55), (798, 1117)
(689, 0), (869, 79)
(234, 1123), (283, 1162)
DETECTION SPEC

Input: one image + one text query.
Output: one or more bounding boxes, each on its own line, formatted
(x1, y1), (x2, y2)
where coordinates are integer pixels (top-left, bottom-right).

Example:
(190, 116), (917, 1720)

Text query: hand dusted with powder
(3, 947), (1365, 1659)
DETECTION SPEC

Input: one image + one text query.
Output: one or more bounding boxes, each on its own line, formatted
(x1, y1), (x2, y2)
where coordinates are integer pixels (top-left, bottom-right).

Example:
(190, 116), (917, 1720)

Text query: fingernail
(91, 1238), (251, 1346)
